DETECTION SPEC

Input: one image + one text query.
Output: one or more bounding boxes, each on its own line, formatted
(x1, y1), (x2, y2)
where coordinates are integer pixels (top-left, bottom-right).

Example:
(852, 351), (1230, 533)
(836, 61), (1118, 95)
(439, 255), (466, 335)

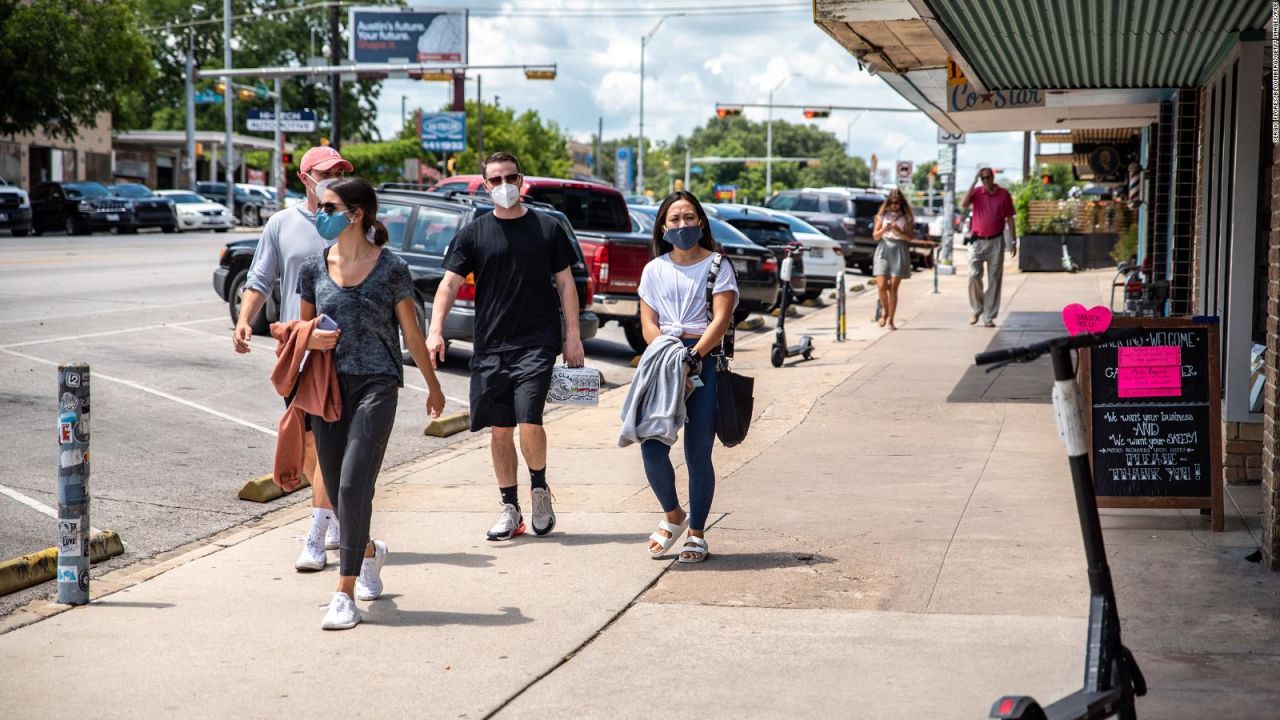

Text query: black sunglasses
(485, 173), (521, 185)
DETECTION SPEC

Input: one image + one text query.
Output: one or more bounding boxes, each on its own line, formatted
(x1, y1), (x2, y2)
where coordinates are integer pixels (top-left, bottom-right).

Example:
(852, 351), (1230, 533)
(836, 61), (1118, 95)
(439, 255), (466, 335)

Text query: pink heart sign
(1062, 304), (1112, 336)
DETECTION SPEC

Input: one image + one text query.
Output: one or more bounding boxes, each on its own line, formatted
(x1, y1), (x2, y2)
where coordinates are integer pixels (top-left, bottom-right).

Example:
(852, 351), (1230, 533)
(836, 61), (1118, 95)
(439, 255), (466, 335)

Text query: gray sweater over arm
(618, 335), (688, 447)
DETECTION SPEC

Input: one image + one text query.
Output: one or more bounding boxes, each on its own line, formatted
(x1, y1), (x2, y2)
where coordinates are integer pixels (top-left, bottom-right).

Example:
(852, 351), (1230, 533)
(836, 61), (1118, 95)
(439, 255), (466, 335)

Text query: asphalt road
(0, 228), (646, 615)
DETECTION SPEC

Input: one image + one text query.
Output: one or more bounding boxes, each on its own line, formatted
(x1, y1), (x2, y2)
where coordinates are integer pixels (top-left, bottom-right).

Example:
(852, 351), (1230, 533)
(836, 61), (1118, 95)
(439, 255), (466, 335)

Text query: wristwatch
(684, 347), (703, 374)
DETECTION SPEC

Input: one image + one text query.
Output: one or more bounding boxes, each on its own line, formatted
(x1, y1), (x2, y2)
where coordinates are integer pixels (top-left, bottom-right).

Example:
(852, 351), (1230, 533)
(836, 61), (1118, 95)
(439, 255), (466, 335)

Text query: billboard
(420, 112), (466, 152)
(349, 7), (467, 64)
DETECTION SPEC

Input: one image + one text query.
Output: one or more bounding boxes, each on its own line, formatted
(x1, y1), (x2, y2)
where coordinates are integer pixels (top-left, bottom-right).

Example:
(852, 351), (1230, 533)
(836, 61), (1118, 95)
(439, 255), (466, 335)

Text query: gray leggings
(312, 374), (399, 576)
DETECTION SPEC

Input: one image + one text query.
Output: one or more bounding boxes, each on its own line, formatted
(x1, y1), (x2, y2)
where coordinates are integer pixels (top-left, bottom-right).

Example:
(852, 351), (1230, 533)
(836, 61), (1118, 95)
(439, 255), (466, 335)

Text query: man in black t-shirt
(428, 151), (584, 541)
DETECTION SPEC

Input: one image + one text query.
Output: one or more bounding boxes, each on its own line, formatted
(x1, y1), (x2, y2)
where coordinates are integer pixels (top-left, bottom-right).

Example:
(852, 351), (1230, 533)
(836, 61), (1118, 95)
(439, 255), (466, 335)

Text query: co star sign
(420, 112), (466, 152)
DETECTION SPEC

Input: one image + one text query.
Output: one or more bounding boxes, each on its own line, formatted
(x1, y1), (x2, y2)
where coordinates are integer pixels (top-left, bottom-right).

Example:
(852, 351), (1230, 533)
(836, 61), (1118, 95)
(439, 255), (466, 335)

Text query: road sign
(937, 127), (966, 144)
(713, 184), (737, 201)
(420, 111), (466, 152)
(689, 165), (704, 175)
(936, 148), (955, 174)
(194, 90), (223, 105)
(615, 147), (633, 193)
(246, 110), (318, 132)
(896, 161), (913, 180)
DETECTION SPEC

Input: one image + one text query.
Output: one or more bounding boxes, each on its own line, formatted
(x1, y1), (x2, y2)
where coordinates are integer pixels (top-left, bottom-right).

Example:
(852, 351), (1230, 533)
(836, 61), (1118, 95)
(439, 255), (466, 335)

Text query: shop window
(85, 152), (111, 183)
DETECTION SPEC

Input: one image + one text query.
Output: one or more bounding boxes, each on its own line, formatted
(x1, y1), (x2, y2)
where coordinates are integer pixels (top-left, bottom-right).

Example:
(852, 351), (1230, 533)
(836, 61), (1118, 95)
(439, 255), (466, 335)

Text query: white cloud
(370, 6), (1029, 182)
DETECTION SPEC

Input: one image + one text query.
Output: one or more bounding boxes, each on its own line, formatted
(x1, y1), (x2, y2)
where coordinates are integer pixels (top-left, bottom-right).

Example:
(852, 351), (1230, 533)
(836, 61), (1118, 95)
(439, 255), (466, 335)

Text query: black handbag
(705, 254), (754, 447)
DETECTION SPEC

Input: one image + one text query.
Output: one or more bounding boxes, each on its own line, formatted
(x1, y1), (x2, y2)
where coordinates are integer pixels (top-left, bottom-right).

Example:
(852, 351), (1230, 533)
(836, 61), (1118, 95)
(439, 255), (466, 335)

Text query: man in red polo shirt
(962, 167), (1017, 327)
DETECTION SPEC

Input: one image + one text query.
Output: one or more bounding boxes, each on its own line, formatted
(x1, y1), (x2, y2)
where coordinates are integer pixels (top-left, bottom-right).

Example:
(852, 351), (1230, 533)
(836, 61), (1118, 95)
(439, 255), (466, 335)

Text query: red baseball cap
(300, 146), (353, 174)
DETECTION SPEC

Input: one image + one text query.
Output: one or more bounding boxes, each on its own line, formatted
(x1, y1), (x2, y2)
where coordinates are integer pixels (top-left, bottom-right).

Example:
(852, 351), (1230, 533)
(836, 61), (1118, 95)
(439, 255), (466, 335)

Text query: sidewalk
(1, 262), (1277, 718)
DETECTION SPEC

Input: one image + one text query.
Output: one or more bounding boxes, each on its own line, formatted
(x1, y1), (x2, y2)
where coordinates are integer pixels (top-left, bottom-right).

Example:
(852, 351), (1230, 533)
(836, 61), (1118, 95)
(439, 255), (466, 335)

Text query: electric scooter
(770, 245), (814, 368)
(975, 327), (1148, 720)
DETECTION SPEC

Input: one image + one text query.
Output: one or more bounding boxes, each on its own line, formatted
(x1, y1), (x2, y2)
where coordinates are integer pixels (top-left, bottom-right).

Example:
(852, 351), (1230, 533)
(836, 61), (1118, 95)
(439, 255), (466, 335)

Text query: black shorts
(469, 346), (557, 431)
(284, 388), (312, 432)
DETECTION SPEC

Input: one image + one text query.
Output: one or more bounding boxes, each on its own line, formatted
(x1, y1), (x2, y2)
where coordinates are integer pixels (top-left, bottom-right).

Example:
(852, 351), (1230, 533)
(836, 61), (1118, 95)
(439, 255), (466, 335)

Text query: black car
(628, 205), (779, 324)
(213, 188), (599, 359)
(30, 181), (134, 236)
(704, 204), (807, 300)
(109, 183), (178, 233)
(766, 188), (884, 274)
(194, 181), (276, 227)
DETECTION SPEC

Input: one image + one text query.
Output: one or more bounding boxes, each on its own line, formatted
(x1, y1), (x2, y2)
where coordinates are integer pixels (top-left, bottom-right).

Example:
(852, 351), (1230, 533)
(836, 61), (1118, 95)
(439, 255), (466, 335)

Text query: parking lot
(0, 229), (656, 614)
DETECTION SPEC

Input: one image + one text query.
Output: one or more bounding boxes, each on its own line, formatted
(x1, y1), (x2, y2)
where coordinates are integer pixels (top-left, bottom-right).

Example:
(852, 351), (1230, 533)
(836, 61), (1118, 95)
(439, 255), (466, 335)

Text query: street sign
(420, 111), (466, 152)
(246, 110), (318, 132)
(713, 184), (737, 201)
(937, 127), (965, 144)
(615, 147), (633, 193)
(896, 160), (913, 180)
(194, 90), (223, 105)
(936, 148), (955, 174)
(689, 165), (704, 175)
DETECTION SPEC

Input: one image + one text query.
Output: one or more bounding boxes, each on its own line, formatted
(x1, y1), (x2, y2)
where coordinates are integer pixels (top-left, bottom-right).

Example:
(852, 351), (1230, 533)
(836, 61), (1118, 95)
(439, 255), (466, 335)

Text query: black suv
(195, 181), (276, 227)
(109, 183), (178, 233)
(212, 189), (599, 359)
(704, 205), (807, 301)
(766, 188), (884, 274)
(30, 181), (134, 236)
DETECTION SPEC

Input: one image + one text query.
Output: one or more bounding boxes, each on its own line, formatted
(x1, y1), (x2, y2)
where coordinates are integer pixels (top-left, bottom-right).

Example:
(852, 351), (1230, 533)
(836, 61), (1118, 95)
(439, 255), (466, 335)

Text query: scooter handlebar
(973, 326), (1146, 366)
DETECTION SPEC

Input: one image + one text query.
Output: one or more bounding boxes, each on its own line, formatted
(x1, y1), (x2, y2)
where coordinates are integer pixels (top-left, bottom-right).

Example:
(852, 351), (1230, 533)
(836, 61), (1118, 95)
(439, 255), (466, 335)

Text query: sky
(370, 1), (1028, 186)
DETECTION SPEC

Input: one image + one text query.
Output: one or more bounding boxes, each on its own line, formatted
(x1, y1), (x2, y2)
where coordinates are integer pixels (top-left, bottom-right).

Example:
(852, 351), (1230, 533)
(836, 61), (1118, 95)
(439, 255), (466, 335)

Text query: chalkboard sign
(1079, 317), (1223, 532)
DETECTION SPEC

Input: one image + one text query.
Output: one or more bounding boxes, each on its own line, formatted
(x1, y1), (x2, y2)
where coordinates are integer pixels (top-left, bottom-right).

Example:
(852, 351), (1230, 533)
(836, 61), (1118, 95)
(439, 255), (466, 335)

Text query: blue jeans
(641, 339), (718, 531)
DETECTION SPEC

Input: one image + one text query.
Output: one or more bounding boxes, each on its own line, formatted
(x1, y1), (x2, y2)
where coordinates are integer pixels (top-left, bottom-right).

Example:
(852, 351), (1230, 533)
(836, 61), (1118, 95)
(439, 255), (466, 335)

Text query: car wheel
(800, 288), (822, 302)
(622, 320), (648, 354)
(120, 225), (139, 234)
(858, 262), (873, 276)
(214, 228), (229, 233)
(162, 224), (178, 234)
(11, 228), (28, 237)
(732, 308), (751, 325)
(229, 269), (270, 336)
(29, 224), (42, 237)
(64, 217), (81, 236)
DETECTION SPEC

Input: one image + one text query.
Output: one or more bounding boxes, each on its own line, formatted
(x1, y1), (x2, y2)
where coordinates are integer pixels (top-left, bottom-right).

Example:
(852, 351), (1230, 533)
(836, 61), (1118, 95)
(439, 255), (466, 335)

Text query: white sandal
(677, 535), (710, 563)
(648, 517), (690, 558)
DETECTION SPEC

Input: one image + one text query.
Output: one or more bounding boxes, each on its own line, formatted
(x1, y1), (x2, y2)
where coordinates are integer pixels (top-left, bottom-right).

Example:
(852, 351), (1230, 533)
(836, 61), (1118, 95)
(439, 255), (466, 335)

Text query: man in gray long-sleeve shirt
(230, 145), (352, 572)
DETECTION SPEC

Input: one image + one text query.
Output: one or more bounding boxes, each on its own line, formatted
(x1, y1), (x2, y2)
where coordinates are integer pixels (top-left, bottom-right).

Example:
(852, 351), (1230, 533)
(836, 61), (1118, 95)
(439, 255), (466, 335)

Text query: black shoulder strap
(705, 253), (734, 357)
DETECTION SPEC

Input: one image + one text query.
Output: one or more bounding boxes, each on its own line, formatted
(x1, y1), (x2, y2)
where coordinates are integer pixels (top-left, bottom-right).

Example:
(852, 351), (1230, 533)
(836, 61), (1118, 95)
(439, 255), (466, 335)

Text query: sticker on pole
(57, 519), (83, 557)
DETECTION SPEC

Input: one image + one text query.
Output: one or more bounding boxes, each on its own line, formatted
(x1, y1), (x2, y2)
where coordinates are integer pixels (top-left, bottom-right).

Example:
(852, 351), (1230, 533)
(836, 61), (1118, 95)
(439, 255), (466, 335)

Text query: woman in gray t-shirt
(297, 177), (445, 631)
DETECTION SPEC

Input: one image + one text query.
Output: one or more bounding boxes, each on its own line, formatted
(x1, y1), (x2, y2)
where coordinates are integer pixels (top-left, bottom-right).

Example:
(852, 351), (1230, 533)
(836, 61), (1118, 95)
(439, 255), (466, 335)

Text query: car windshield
(824, 195), (851, 214)
(165, 193), (206, 204)
(768, 193), (819, 213)
(64, 182), (111, 199)
(726, 220), (794, 246)
(771, 212), (825, 236)
(526, 186), (631, 232)
(630, 207), (758, 249)
(111, 184), (155, 198)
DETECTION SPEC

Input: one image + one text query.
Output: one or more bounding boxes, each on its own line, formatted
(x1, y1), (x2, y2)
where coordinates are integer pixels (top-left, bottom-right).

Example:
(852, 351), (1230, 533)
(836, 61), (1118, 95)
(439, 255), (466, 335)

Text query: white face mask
(489, 183), (520, 209)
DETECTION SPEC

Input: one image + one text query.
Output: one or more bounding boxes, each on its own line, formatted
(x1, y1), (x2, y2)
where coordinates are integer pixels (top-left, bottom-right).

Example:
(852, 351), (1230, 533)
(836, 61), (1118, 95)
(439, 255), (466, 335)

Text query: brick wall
(1263, 132), (1280, 569)
(1225, 421), (1264, 484)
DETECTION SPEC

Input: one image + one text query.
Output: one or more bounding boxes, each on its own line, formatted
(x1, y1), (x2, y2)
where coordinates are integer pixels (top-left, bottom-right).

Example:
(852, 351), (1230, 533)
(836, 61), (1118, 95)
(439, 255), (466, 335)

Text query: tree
(0, 0), (154, 141)
(911, 161), (937, 191)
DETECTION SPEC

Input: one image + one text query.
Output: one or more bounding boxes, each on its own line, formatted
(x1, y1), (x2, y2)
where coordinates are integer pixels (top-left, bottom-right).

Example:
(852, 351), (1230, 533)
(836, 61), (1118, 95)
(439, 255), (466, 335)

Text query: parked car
(715, 204), (841, 300)
(29, 181), (134, 236)
(212, 188), (598, 362)
(0, 175), (32, 237)
(704, 204), (808, 301)
(629, 205), (779, 328)
(194, 181), (277, 227)
(766, 187), (884, 274)
(155, 190), (234, 232)
(109, 182), (178, 233)
(427, 175), (653, 352)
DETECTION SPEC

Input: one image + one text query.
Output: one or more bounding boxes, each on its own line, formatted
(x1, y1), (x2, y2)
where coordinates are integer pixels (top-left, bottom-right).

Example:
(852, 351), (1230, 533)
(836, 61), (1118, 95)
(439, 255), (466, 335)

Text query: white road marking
(403, 381), (470, 408)
(0, 299), (218, 326)
(0, 317), (227, 349)
(0, 348), (279, 437)
(0, 483), (103, 534)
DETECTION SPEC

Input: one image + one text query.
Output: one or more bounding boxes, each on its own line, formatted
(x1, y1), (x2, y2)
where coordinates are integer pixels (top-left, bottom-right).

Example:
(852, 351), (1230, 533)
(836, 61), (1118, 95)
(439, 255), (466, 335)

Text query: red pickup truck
(431, 175), (654, 352)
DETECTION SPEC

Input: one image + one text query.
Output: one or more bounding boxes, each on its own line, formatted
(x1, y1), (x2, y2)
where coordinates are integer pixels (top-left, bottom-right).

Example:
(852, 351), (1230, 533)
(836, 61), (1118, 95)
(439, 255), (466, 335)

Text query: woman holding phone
(297, 177), (445, 630)
(872, 189), (914, 330)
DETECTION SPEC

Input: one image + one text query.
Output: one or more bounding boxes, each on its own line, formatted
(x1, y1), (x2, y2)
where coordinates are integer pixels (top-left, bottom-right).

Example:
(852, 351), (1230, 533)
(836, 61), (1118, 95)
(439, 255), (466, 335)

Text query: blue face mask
(314, 209), (350, 240)
(664, 225), (702, 250)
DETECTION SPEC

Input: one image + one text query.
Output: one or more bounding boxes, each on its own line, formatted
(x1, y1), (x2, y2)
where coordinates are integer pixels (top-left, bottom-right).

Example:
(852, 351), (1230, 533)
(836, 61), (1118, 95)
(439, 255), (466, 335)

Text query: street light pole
(845, 110), (867, 157)
(639, 13), (681, 197)
(184, 6), (201, 189)
(765, 74), (794, 198)
(222, 0), (234, 212)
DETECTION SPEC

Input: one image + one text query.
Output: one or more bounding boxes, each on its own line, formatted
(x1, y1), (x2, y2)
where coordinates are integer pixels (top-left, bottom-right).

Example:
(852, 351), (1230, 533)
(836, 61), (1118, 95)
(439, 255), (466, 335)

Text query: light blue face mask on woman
(314, 209), (350, 240)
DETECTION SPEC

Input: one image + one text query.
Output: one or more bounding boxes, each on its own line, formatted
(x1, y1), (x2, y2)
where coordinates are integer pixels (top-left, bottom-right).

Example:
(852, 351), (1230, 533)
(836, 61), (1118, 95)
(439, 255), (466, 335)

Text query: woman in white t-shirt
(635, 191), (738, 563)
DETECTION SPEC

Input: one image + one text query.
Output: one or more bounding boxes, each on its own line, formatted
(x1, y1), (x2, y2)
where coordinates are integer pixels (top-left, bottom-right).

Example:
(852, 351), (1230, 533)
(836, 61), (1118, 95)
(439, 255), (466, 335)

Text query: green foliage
(1011, 182), (1050, 237)
(911, 161), (937, 191)
(1111, 222), (1139, 263)
(332, 138), (424, 187)
(119, 1), (394, 143)
(0, 0), (154, 141)
(1032, 210), (1072, 236)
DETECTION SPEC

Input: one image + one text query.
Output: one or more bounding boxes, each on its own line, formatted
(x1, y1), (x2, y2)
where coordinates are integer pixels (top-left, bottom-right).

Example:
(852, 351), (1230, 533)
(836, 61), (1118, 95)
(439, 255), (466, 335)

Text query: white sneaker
(320, 593), (361, 630)
(324, 517), (340, 550)
(486, 503), (525, 541)
(531, 487), (556, 536)
(295, 523), (327, 571)
(355, 540), (388, 601)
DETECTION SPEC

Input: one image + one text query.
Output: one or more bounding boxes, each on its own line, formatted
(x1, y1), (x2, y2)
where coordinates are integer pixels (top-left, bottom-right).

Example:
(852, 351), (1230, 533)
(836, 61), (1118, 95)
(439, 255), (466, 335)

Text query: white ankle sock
(311, 508), (331, 531)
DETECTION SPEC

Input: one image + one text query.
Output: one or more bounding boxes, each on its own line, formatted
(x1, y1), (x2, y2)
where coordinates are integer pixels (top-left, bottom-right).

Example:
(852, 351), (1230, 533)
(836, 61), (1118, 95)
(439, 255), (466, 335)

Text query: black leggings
(312, 374), (398, 576)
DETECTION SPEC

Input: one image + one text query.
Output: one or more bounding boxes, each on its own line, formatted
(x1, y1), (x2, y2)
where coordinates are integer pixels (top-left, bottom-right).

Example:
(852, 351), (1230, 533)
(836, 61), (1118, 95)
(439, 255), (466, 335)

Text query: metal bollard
(836, 272), (847, 342)
(56, 364), (91, 605)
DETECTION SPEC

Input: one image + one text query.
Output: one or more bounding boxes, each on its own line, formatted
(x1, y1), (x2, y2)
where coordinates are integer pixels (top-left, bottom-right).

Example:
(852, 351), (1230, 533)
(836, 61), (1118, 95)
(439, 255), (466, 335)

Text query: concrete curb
(737, 316), (765, 331)
(425, 412), (470, 438)
(769, 305), (799, 318)
(238, 474), (310, 504)
(0, 531), (125, 597)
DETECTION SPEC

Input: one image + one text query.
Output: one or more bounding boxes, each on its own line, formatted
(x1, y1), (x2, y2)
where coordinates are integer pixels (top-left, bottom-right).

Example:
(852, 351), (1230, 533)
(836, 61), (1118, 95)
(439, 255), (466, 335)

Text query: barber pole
(1127, 163), (1143, 207)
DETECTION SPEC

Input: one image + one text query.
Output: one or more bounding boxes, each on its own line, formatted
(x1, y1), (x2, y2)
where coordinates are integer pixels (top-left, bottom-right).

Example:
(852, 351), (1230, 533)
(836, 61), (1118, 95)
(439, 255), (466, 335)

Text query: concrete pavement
(1, 260), (1277, 718)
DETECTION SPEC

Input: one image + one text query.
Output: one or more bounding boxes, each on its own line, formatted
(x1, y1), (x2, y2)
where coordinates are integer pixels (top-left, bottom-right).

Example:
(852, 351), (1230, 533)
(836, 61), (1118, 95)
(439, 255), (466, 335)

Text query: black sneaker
(531, 487), (556, 536)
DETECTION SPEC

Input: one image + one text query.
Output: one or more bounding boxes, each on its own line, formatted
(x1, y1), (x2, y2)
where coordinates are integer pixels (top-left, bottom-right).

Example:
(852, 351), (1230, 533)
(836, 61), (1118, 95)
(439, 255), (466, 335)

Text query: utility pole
(274, 77), (283, 204)
(329, 3), (341, 149)
(638, 14), (681, 198)
(222, 0), (234, 212)
(476, 74), (484, 165)
(765, 75), (794, 198)
(1022, 131), (1031, 181)
(184, 11), (198, 190)
(595, 116), (603, 179)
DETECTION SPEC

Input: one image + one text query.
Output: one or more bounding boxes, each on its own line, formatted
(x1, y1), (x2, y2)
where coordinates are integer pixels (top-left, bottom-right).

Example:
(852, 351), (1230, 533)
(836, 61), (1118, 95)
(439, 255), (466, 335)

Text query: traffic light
(320, 137), (330, 146)
(195, 142), (204, 157)
(802, 107), (831, 119)
(238, 88), (255, 101)
(716, 105), (743, 119)
(1042, 173), (1052, 184)
(215, 82), (226, 93)
(282, 153), (293, 165)
(446, 156), (457, 175)
(523, 68), (556, 80)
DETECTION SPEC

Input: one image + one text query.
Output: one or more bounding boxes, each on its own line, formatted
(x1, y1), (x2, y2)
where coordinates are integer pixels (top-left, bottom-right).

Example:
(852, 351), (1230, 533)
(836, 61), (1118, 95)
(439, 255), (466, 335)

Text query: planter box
(1018, 233), (1118, 272)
